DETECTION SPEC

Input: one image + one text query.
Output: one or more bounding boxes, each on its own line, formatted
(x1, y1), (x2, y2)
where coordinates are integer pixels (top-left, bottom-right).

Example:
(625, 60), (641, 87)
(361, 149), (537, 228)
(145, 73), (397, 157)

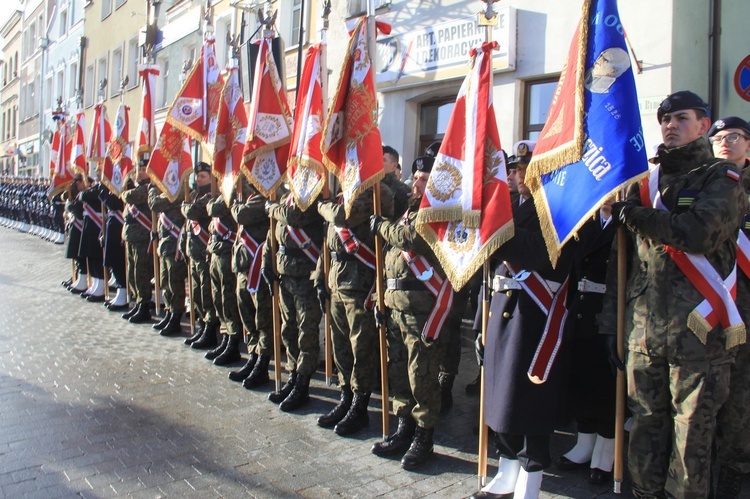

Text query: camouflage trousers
(159, 252), (187, 314)
(279, 275), (321, 376)
(440, 286), (470, 376)
(189, 253), (216, 324)
(125, 240), (153, 306)
(387, 309), (445, 429)
(209, 252), (242, 336)
(627, 350), (733, 499)
(330, 289), (379, 393)
(716, 343), (750, 474)
(237, 270), (273, 356)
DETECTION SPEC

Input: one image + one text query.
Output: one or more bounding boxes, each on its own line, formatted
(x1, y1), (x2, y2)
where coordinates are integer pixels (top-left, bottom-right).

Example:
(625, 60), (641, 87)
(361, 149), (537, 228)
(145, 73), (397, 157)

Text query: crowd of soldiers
(6, 89), (749, 499)
(0, 176), (65, 243)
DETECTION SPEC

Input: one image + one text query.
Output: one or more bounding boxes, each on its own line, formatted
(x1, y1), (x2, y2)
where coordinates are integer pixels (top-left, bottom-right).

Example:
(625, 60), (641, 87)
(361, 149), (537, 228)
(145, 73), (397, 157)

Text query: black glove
(264, 200), (276, 215)
(369, 214), (383, 235)
(374, 306), (387, 328)
(611, 201), (635, 226)
(98, 234), (105, 248)
(261, 267), (279, 295)
(606, 335), (625, 375)
(316, 283), (329, 310)
(475, 333), (484, 366)
(150, 231), (158, 242)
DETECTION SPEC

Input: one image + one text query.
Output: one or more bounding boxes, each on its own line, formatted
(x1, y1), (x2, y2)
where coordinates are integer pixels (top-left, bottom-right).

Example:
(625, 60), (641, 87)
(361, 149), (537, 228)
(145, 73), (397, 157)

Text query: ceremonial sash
(285, 226), (320, 264)
(236, 226), (264, 293)
(158, 213), (184, 260)
(82, 203), (103, 230)
(108, 210), (125, 225)
(335, 226), (376, 269)
(738, 231), (750, 279)
(504, 263), (569, 384)
(211, 217), (236, 241)
(190, 220), (210, 246)
(72, 217), (83, 232)
(639, 167), (744, 346)
(128, 205), (152, 231)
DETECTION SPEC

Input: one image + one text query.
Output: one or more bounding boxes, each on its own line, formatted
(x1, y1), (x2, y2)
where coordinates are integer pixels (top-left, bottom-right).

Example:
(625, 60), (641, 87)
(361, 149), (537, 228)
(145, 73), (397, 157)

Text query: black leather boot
(191, 319), (220, 350)
(213, 335), (242, 366)
(279, 374), (311, 412)
(229, 353), (257, 381)
(334, 391), (370, 436)
(152, 311), (173, 330)
(317, 385), (352, 428)
(465, 371), (481, 396)
(401, 426), (434, 470)
(371, 416), (416, 456)
(439, 372), (455, 413)
(243, 354), (271, 389)
(128, 303), (152, 324)
(184, 320), (205, 345)
(122, 304), (139, 320)
(205, 334), (228, 361)
(160, 312), (183, 336)
(268, 371), (297, 403)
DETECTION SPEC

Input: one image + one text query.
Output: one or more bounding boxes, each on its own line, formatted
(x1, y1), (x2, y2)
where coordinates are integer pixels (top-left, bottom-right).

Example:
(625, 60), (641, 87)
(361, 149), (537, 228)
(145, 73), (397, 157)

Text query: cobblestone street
(0, 227), (640, 498)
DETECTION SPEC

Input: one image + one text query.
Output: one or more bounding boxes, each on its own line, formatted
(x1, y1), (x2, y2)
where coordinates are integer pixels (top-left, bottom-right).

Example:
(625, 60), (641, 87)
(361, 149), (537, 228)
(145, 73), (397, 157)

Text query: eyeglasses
(709, 132), (750, 144)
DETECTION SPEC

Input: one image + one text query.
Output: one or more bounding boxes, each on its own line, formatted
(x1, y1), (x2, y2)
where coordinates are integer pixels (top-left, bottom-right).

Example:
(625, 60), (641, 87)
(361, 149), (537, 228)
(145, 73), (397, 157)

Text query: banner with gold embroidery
(147, 121), (193, 202)
(213, 63), (247, 205)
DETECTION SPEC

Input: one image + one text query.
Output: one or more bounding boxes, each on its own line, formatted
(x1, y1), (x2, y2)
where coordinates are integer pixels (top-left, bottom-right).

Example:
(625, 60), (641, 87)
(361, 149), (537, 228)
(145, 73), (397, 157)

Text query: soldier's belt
(577, 279), (606, 294)
(386, 278), (427, 291)
(331, 251), (358, 262)
(278, 245), (307, 259)
(492, 275), (522, 292)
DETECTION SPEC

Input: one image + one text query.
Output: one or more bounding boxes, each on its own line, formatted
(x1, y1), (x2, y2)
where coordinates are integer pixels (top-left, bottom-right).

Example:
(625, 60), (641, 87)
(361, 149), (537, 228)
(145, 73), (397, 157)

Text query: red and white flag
(137, 65), (160, 155)
(69, 109), (87, 177)
(415, 42), (514, 291)
(147, 121), (193, 202)
(87, 103), (112, 165)
(241, 36), (293, 199)
(48, 116), (74, 199)
(213, 62), (248, 205)
(322, 17), (384, 217)
(100, 102), (133, 196)
(287, 43), (326, 211)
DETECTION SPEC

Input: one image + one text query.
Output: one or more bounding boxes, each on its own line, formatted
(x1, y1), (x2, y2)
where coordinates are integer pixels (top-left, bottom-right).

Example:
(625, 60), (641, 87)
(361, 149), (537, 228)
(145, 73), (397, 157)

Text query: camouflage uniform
(381, 171), (410, 220)
(598, 138), (744, 499)
(207, 196), (243, 337)
(182, 185), (216, 325)
(231, 185), (272, 356)
(265, 192), (324, 377)
(122, 183), (154, 307)
(149, 185), (187, 316)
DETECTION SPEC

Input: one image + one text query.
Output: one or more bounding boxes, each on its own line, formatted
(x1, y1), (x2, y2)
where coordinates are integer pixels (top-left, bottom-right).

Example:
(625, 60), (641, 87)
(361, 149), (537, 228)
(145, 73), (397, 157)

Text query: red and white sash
(190, 220), (210, 246)
(108, 210), (125, 225)
(128, 205), (152, 231)
(335, 226), (377, 269)
(72, 217), (83, 232)
(285, 226), (320, 264)
(738, 231), (750, 280)
(82, 203), (103, 230)
(639, 167), (744, 344)
(211, 217), (236, 242)
(505, 263), (569, 384)
(399, 249), (454, 343)
(238, 226), (264, 293)
(159, 213), (184, 260)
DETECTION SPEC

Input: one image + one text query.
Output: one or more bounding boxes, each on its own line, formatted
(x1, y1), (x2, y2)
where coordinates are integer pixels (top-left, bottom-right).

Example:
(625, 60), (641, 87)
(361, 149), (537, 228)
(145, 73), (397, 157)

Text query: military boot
(229, 353), (258, 382)
(334, 391), (370, 436)
(191, 319), (220, 350)
(128, 303), (152, 324)
(279, 374), (311, 412)
(715, 467), (742, 499)
(160, 312), (183, 336)
(205, 334), (228, 361)
(243, 354), (271, 389)
(317, 385), (352, 428)
(371, 416), (416, 456)
(401, 426), (434, 470)
(213, 335), (242, 366)
(184, 320), (205, 345)
(439, 372), (455, 413)
(122, 304), (140, 320)
(152, 311), (173, 330)
(268, 371), (297, 403)
(465, 371), (481, 396)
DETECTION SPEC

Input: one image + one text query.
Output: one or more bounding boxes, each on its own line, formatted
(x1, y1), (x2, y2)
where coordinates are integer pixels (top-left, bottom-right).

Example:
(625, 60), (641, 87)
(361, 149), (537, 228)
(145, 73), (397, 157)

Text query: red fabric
(137, 65), (160, 154)
(213, 66), (248, 204)
(100, 102), (133, 196)
(69, 110), (87, 177)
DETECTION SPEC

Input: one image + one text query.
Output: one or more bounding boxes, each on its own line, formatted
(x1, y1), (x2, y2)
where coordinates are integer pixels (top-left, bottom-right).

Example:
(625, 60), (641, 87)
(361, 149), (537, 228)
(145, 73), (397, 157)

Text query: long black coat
(78, 185), (104, 269)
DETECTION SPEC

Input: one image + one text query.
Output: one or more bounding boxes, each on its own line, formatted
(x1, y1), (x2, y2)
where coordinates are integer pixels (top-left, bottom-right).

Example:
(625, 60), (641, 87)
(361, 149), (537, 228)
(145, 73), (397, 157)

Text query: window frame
(522, 75), (560, 141)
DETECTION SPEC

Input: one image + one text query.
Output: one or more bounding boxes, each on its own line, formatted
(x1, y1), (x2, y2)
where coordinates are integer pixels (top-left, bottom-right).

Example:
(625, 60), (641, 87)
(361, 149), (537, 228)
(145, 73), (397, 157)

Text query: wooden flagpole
(614, 225), (627, 493)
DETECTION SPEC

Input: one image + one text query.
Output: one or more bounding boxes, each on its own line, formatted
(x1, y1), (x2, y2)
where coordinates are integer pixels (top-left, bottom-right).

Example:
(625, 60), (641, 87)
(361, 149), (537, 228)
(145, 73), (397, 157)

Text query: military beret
(508, 140), (536, 165)
(425, 141), (442, 158)
(708, 116), (750, 138)
(138, 157), (149, 168)
(195, 161), (211, 174)
(411, 155), (435, 174)
(657, 90), (710, 122)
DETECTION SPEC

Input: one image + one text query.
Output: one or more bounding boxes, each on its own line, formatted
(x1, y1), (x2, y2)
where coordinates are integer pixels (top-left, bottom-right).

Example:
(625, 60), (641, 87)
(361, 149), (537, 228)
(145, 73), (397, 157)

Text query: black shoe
(279, 374), (311, 412)
(128, 304), (152, 324)
(555, 455), (590, 471)
(205, 334), (229, 361)
(107, 303), (130, 312)
(268, 371), (297, 404)
(465, 372), (481, 396)
(69, 286), (87, 295)
(229, 354), (258, 382)
(317, 385), (352, 428)
(61, 278), (73, 288)
(401, 426), (434, 470)
(122, 305), (139, 320)
(184, 320), (205, 345)
(439, 372), (454, 414)
(468, 492), (514, 499)
(191, 320), (220, 350)
(213, 335), (242, 366)
(372, 416), (416, 456)
(715, 466), (742, 499)
(243, 355), (271, 389)
(334, 391), (370, 436)
(86, 294), (105, 303)
(152, 311), (173, 330)
(589, 468), (612, 485)
(160, 313), (183, 336)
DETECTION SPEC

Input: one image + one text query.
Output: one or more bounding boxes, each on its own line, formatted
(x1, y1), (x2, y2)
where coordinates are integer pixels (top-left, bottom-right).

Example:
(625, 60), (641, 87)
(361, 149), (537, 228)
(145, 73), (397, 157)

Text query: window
(216, 19), (231, 69)
(12, 105), (17, 137)
(69, 62), (78, 100)
(29, 78), (37, 117)
(346, 0), (390, 18)
(523, 77), (559, 140)
(45, 76), (53, 110)
(157, 57), (169, 108)
(111, 47), (123, 96)
(28, 23), (36, 57)
(97, 56), (108, 100)
(59, 9), (68, 37)
(280, 0), (307, 48)
(102, 0), (113, 20)
(115, 0), (127, 9)
(418, 98), (455, 155)
(127, 37), (139, 89)
(84, 64), (95, 107)
(56, 70), (65, 103)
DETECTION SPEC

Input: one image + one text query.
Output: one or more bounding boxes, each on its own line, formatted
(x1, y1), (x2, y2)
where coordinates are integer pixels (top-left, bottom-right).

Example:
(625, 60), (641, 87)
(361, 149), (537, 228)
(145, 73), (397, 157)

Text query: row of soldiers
(0, 176), (65, 243)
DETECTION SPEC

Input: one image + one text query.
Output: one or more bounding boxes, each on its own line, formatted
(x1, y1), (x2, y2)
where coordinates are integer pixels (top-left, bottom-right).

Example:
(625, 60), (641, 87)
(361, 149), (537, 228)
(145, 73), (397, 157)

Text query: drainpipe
(709, 0), (721, 118)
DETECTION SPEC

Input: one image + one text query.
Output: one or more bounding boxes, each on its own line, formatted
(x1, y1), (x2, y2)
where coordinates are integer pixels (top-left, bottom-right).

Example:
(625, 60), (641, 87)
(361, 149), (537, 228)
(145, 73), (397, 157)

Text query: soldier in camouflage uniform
(370, 156), (449, 470)
(148, 184), (188, 336)
(182, 162), (220, 349)
(708, 116), (750, 498)
(205, 193), (243, 366)
(121, 164), (154, 323)
(314, 182), (393, 435)
(262, 191), (324, 412)
(602, 91), (745, 499)
(382, 146), (410, 220)
(228, 181), (273, 387)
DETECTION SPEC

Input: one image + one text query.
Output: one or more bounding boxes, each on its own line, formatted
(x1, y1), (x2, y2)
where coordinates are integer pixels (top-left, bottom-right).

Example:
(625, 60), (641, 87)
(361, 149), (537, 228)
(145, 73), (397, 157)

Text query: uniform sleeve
(148, 185), (171, 213)
(377, 218), (431, 254)
(184, 193), (210, 221)
(121, 184), (149, 204)
(233, 193), (267, 226)
(207, 196), (231, 218)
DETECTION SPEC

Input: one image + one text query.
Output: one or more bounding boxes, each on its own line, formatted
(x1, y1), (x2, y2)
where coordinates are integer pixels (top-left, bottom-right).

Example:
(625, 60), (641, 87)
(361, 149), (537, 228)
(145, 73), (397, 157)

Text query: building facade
(1, 7), (24, 175)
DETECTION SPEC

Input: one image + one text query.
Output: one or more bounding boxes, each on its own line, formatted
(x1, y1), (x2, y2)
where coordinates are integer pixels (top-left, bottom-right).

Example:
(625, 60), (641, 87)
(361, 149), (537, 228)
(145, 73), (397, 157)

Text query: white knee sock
(563, 431), (596, 463)
(590, 435), (615, 472)
(482, 458), (521, 494)
(514, 469), (543, 499)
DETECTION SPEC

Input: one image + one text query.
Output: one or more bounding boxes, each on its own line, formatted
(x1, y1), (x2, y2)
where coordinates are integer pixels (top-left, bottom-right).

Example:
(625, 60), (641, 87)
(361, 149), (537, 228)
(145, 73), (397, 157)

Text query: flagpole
(152, 211), (161, 314)
(185, 176), (196, 338)
(97, 80), (111, 302)
(614, 224), (627, 494)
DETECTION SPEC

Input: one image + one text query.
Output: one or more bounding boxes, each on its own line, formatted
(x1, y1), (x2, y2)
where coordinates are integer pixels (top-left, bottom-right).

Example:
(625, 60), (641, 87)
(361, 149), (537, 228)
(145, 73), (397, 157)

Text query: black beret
(411, 155), (435, 174)
(425, 141), (442, 158)
(195, 161), (211, 174)
(708, 116), (750, 138)
(657, 90), (710, 122)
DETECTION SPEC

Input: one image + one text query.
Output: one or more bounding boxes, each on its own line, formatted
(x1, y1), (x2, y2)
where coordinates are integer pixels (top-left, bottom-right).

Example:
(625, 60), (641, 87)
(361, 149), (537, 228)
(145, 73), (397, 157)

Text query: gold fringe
(165, 114), (204, 145)
(462, 210), (480, 229)
(287, 156), (327, 212)
(242, 136), (292, 165)
(415, 206), (464, 226)
(211, 169), (241, 206)
(146, 166), (192, 204)
(344, 169), (385, 219)
(686, 312), (710, 345)
(239, 163), (286, 200)
(724, 324), (746, 350)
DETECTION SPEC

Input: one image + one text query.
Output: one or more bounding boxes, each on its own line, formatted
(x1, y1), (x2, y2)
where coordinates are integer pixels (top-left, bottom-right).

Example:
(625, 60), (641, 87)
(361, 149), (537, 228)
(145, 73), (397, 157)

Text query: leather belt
(577, 278), (606, 294)
(386, 278), (427, 291)
(331, 251), (358, 262)
(493, 274), (561, 293)
(278, 245), (307, 259)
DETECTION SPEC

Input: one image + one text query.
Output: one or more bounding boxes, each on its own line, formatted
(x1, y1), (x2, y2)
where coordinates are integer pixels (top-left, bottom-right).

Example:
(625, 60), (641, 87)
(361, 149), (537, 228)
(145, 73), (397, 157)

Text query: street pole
(39, 37), (49, 177)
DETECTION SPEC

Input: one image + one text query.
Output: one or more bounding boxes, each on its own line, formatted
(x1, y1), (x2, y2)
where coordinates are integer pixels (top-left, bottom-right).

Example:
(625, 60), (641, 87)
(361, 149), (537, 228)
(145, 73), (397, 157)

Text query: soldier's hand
(374, 306), (387, 327)
(316, 283), (329, 310)
(261, 267), (279, 294)
(611, 201), (635, 226)
(264, 200), (278, 215)
(98, 235), (105, 248)
(369, 215), (383, 235)
(474, 333), (484, 366)
(606, 335), (625, 374)
(150, 231), (158, 242)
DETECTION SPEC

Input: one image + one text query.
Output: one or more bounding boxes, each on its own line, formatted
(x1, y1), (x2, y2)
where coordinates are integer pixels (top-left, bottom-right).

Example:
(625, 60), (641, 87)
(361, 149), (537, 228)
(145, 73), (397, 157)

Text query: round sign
(734, 54), (750, 102)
